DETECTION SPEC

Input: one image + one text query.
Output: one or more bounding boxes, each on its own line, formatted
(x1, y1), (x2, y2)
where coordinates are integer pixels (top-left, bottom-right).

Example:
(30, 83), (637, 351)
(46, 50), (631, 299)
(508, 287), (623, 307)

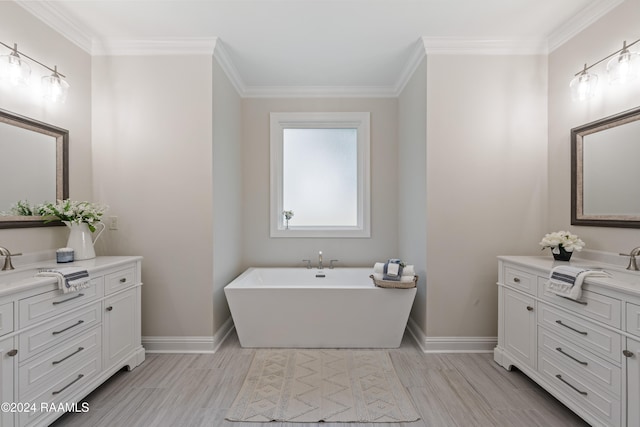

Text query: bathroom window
(270, 112), (370, 238)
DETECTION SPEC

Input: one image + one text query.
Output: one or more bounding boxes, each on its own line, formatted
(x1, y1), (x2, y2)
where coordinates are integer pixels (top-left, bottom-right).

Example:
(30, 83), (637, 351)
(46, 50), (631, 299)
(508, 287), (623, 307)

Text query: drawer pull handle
(513, 277), (521, 283)
(7, 349), (17, 357)
(558, 295), (588, 305)
(52, 320), (84, 335)
(119, 278), (127, 283)
(106, 306), (113, 311)
(555, 374), (587, 396)
(52, 374), (84, 396)
(556, 347), (588, 366)
(555, 320), (588, 335)
(52, 293), (85, 305)
(526, 306), (534, 311)
(623, 349), (635, 358)
(52, 347), (84, 365)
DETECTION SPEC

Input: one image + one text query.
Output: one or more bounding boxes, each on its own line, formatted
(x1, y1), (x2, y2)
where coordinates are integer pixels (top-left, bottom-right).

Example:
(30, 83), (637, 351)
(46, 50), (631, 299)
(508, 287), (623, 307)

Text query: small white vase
(64, 221), (105, 261)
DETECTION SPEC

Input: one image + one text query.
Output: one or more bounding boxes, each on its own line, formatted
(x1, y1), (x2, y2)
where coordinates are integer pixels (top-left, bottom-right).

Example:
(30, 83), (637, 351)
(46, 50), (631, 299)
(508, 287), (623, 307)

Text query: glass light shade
(0, 52), (31, 87)
(570, 69), (598, 102)
(41, 70), (69, 103)
(607, 48), (640, 85)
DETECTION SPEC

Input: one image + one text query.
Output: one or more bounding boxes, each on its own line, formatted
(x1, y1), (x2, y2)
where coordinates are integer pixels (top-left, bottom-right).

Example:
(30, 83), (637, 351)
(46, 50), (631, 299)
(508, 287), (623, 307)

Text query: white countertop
(498, 255), (640, 297)
(0, 255), (142, 298)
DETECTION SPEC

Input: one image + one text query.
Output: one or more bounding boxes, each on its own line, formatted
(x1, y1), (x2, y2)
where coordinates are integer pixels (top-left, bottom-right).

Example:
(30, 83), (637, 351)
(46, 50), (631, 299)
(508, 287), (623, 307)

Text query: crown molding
(393, 39), (427, 96)
(421, 37), (548, 55)
(241, 85), (398, 98)
(15, 0), (94, 53)
(92, 37), (217, 56)
(212, 40), (247, 97)
(547, 0), (625, 52)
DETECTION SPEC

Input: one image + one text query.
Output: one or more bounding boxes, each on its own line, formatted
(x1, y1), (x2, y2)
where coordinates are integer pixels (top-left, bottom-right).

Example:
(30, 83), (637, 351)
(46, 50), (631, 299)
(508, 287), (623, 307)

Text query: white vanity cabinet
(0, 256), (144, 427)
(495, 256), (640, 427)
(0, 336), (16, 427)
(625, 337), (639, 427)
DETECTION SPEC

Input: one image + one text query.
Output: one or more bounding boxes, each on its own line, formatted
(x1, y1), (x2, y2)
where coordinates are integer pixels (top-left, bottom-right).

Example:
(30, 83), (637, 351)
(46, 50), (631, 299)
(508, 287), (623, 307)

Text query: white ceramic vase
(64, 221), (105, 260)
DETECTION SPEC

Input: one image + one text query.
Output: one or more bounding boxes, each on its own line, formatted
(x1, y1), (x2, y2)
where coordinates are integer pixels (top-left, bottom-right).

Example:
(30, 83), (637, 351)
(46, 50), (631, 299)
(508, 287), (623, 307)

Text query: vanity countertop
(0, 255), (142, 298)
(498, 255), (640, 297)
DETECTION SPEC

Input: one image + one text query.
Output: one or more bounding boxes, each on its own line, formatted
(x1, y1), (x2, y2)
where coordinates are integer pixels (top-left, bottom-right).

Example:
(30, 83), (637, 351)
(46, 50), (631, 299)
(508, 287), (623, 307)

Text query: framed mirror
(571, 106), (640, 228)
(0, 109), (68, 229)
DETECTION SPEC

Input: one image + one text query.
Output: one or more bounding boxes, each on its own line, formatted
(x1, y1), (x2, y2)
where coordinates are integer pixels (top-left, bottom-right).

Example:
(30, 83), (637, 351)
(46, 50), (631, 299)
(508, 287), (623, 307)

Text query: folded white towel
(546, 265), (610, 300)
(387, 262), (400, 277)
(37, 267), (91, 294)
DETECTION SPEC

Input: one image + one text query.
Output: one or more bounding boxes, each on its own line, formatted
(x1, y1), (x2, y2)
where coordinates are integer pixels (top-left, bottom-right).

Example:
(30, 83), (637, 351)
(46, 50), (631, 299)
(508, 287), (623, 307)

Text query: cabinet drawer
(19, 354), (100, 427)
(504, 266), (536, 295)
(19, 278), (103, 328)
(0, 302), (13, 337)
(19, 303), (101, 362)
(538, 278), (621, 328)
(105, 267), (135, 295)
(538, 326), (621, 396)
(19, 326), (101, 399)
(538, 303), (621, 363)
(626, 302), (640, 338)
(538, 350), (621, 427)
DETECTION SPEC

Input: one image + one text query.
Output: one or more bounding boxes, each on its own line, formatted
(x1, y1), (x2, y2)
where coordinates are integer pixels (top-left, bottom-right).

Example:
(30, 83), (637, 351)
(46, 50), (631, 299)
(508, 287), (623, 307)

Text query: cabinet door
(0, 337), (16, 427)
(625, 337), (640, 427)
(103, 289), (136, 370)
(504, 288), (536, 369)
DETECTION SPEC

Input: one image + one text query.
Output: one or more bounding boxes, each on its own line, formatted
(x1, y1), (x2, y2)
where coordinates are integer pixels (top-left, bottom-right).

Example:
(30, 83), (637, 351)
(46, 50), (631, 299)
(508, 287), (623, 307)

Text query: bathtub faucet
(318, 251), (323, 270)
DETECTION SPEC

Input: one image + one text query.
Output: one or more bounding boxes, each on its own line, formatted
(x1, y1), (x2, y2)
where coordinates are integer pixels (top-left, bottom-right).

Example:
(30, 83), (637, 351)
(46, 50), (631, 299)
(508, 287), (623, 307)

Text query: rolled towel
(373, 272), (415, 283)
(374, 262), (385, 274)
(402, 265), (415, 277)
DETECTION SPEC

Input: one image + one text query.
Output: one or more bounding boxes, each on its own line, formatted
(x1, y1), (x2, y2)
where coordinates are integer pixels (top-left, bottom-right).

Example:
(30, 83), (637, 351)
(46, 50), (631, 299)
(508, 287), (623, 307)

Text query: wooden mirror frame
(0, 109), (68, 229)
(571, 106), (640, 228)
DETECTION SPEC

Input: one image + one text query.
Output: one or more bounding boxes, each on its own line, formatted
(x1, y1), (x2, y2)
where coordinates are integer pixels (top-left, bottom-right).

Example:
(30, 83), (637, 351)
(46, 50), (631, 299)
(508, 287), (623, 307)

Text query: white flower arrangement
(1, 200), (39, 216)
(39, 199), (108, 232)
(539, 230), (585, 254)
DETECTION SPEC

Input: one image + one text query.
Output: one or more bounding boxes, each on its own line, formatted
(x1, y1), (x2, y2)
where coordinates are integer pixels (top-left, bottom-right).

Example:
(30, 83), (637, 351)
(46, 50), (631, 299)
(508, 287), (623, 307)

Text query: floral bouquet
(1, 200), (40, 216)
(39, 199), (107, 232)
(539, 230), (584, 260)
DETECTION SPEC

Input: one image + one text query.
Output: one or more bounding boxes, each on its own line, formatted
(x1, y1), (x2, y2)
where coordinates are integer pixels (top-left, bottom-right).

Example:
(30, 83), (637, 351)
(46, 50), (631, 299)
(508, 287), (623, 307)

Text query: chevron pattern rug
(226, 349), (420, 423)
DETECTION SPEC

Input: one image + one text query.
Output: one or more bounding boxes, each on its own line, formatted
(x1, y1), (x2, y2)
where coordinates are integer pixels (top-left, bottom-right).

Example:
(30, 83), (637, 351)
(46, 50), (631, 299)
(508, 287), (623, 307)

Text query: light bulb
(570, 65), (598, 102)
(41, 66), (69, 103)
(0, 44), (31, 87)
(607, 42), (640, 85)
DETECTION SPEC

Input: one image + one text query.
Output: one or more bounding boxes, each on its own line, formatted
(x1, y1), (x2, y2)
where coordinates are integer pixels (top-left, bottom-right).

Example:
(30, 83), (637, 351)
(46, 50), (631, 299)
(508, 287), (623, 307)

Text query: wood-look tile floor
(51, 331), (589, 427)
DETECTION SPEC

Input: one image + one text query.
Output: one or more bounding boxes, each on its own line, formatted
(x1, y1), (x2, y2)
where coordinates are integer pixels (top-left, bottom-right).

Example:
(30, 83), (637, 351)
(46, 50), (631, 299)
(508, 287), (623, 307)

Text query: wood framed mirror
(0, 109), (68, 228)
(571, 106), (640, 228)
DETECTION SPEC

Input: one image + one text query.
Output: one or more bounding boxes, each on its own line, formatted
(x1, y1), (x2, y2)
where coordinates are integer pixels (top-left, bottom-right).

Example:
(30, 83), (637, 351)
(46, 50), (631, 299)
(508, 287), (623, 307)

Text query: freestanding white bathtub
(224, 267), (417, 348)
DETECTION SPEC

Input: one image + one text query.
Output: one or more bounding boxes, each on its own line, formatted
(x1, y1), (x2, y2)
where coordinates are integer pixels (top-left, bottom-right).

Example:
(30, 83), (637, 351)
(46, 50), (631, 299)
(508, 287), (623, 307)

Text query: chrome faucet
(620, 247), (640, 271)
(0, 246), (22, 271)
(318, 251), (323, 270)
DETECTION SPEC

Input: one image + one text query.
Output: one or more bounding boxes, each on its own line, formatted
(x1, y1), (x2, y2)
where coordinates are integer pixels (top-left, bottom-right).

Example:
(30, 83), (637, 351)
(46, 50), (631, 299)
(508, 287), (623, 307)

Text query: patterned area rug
(226, 349), (420, 423)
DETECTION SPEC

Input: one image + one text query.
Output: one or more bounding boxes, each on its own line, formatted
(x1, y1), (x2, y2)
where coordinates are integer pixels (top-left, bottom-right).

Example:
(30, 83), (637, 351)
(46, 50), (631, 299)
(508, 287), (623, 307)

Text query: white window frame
(270, 112), (371, 238)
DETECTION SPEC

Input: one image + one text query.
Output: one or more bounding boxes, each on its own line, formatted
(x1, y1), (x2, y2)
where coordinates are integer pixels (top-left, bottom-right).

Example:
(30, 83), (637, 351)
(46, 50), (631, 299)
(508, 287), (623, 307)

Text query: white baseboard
(143, 317), (234, 353)
(407, 317), (497, 353)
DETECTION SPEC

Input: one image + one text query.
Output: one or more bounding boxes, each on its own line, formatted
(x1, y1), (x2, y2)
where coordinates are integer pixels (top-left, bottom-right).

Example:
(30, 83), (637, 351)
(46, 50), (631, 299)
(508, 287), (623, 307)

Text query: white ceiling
(16, 0), (624, 96)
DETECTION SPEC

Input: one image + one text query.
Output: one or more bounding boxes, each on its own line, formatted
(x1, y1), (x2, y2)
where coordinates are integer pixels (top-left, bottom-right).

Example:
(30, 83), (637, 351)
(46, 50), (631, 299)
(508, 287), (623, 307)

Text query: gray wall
(548, 0), (640, 254)
(241, 97), (399, 269)
(0, 1), (92, 253)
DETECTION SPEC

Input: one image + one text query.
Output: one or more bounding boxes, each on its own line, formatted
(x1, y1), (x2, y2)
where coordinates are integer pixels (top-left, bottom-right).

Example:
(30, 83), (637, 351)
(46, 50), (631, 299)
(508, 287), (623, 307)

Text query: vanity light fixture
(0, 40), (70, 103)
(571, 37), (640, 102)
